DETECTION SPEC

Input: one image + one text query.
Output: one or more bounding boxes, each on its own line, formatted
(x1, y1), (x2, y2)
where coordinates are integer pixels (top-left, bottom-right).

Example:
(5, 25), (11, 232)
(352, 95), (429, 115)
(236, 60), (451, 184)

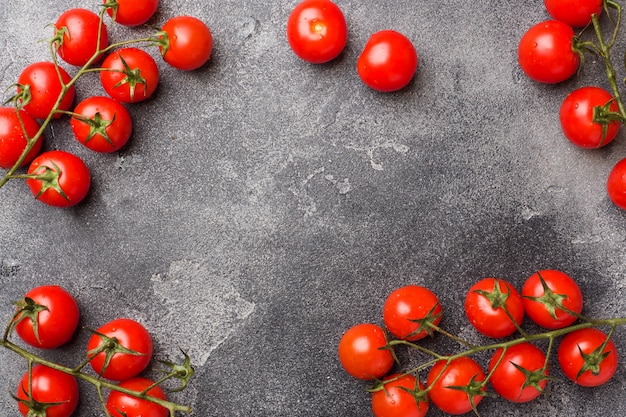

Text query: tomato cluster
(0, 1), (212, 207)
(339, 270), (620, 416)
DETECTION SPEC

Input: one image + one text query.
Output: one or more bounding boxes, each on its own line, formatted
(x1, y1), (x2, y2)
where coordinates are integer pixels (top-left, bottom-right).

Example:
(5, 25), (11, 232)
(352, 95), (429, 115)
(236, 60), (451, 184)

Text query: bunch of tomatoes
(517, 0), (626, 210)
(0, 0), (212, 207)
(5, 285), (192, 417)
(338, 270), (623, 416)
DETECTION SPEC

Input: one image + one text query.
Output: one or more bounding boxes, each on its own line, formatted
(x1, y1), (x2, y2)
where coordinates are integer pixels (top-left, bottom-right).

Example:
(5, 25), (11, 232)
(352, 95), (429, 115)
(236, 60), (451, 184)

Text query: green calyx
(473, 281), (510, 311)
(523, 273), (570, 320)
(29, 162), (69, 202)
(10, 297), (49, 344)
(577, 344), (612, 380)
(407, 303), (442, 339)
(86, 329), (146, 378)
(113, 54), (148, 102)
(74, 112), (116, 147)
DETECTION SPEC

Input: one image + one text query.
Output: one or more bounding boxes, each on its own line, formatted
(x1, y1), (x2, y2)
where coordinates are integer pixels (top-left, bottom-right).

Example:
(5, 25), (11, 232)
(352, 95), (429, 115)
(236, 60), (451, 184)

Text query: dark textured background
(1, 0), (626, 416)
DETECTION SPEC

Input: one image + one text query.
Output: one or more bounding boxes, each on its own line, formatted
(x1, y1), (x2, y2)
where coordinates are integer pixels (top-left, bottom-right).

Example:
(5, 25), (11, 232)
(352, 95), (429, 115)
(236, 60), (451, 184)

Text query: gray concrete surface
(1, 0), (626, 416)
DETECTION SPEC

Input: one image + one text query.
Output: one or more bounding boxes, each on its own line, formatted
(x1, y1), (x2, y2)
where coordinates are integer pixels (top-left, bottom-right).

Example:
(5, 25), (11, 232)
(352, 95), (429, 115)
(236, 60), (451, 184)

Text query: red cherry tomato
(338, 323), (394, 380)
(464, 278), (524, 338)
(357, 30), (418, 92)
(558, 327), (618, 387)
(0, 107), (42, 169)
(544, 0), (603, 27)
(100, 48), (159, 103)
(159, 16), (213, 71)
(371, 374), (429, 417)
(607, 158), (626, 210)
(286, 0), (348, 64)
(54, 8), (109, 66)
(106, 377), (168, 417)
(26, 150), (91, 208)
(427, 357), (486, 415)
(70, 96), (133, 152)
(105, 0), (159, 27)
(18, 62), (75, 120)
(16, 365), (79, 417)
(383, 285), (442, 341)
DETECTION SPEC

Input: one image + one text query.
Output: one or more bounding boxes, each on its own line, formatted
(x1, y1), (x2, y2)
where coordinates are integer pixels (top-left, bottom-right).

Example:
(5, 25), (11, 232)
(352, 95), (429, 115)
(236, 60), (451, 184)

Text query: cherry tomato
(607, 158), (626, 210)
(0, 107), (42, 169)
(383, 285), (442, 341)
(54, 8), (109, 66)
(286, 0), (347, 64)
(521, 270), (583, 329)
(87, 318), (153, 381)
(371, 373), (429, 417)
(464, 278), (524, 338)
(488, 343), (549, 403)
(544, 0), (603, 27)
(558, 327), (618, 387)
(106, 377), (168, 417)
(357, 30), (418, 92)
(338, 323), (394, 380)
(559, 86), (621, 148)
(13, 285), (79, 349)
(159, 16), (213, 71)
(427, 357), (486, 415)
(100, 48), (159, 103)
(16, 365), (79, 417)
(18, 62), (75, 119)
(26, 150), (91, 208)
(105, 0), (159, 27)
(518, 20), (580, 84)
(70, 96), (133, 152)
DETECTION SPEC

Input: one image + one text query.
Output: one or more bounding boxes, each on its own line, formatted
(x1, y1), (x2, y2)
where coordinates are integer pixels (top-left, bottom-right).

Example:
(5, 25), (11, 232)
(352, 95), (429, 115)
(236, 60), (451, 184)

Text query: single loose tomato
(106, 377), (168, 417)
(521, 270), (583, 329)
(87, 318), (153, 381)
(104, 0), (159, 27)
(0, 107), (42, 169)
(383, 285), (442, 341)
(559, 86), (621, 148)
(70, 96), (133, 152)
(558, 327), (618, 387)
(464, 278), (524, 338)
(489, 343), (549, 403)
(13, 285), (79, 349)
(26, 150), (91, 208)
(286, 0), (347, 64)
(427, 357), (486, 415)
(518, 20), (580, 84)
(371, 374), (429, 417)
(338, 323), (394, 380)
(357, 30), (418, 92)
(16, 365), (79, 417)
(100, 48), (159, 103)
(159, 16), (213, 71)
(607, 158), (626, 210)
(544, 0), (603, 27)
(18, 62), (75, 119)
(54, 8), (109, 66)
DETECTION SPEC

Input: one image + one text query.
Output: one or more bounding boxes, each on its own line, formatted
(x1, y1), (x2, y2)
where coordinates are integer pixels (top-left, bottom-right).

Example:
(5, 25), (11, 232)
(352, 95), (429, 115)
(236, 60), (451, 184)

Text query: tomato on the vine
(607, 158), (626, 210)
(357, 30), (418, 92)
(106, 377), (168, 417)
(0, 107), (42, 169)
(427, 357), (486, 415)
(383, 285), (442, 341)
(518, 20), (580, 84)
(16, 365), (79, 417)
(557, 327), (618, 387)
(488, 342), (549, 403)
(372, 373), (428, 417)
(286, 0), (348, 64)
(544, 0), (603, 27)
(338, 323), (394, 380)
(464, 277), (524, 338)
(104, 0), (159, 27)
(13, 285), (79, 349)
(100, 48), (159, 103)
(18, 62), (75, 120)
(70, 96), (133, 152)
(54, 8), (109, 67)
(26, 150), (91, 208)
(159, 16), (213, 71)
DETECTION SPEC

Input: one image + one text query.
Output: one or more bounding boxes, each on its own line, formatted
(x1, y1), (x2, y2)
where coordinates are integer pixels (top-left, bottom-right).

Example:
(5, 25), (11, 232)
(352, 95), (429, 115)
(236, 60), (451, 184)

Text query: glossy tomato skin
(427, 357), (486, 415)
(286, 0), (347, 64)
(518, 20), (579, 84)
(16, 365), (79, 417)
(26, 150), (91, 208)
(559, 87), (621, 148)
(607, 158), (626, 210)
(88, 318), (153, 381)
(372, 373), (428, 417)
(544, 0), (603, 27)
(383, 285), (442, 341)
(18, 62), (75, 119)
(0, 107), (42, 169)
(464, 278), (524, 338)
(558, 328), (618, 387)
(55, 8), (109, 66)
(160, 16), (213, 71)
(338, 323), (394, 380)
(14, 285), (79, 349)
(71, 96), (133, 152)
(106, 377), (168, 417)
(100, 48), (159, 103)
(357, 30), (418, 92)
(521, 269), (583, 329)
(105, 0), (159, 27)
(489, 343), (548, 402)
